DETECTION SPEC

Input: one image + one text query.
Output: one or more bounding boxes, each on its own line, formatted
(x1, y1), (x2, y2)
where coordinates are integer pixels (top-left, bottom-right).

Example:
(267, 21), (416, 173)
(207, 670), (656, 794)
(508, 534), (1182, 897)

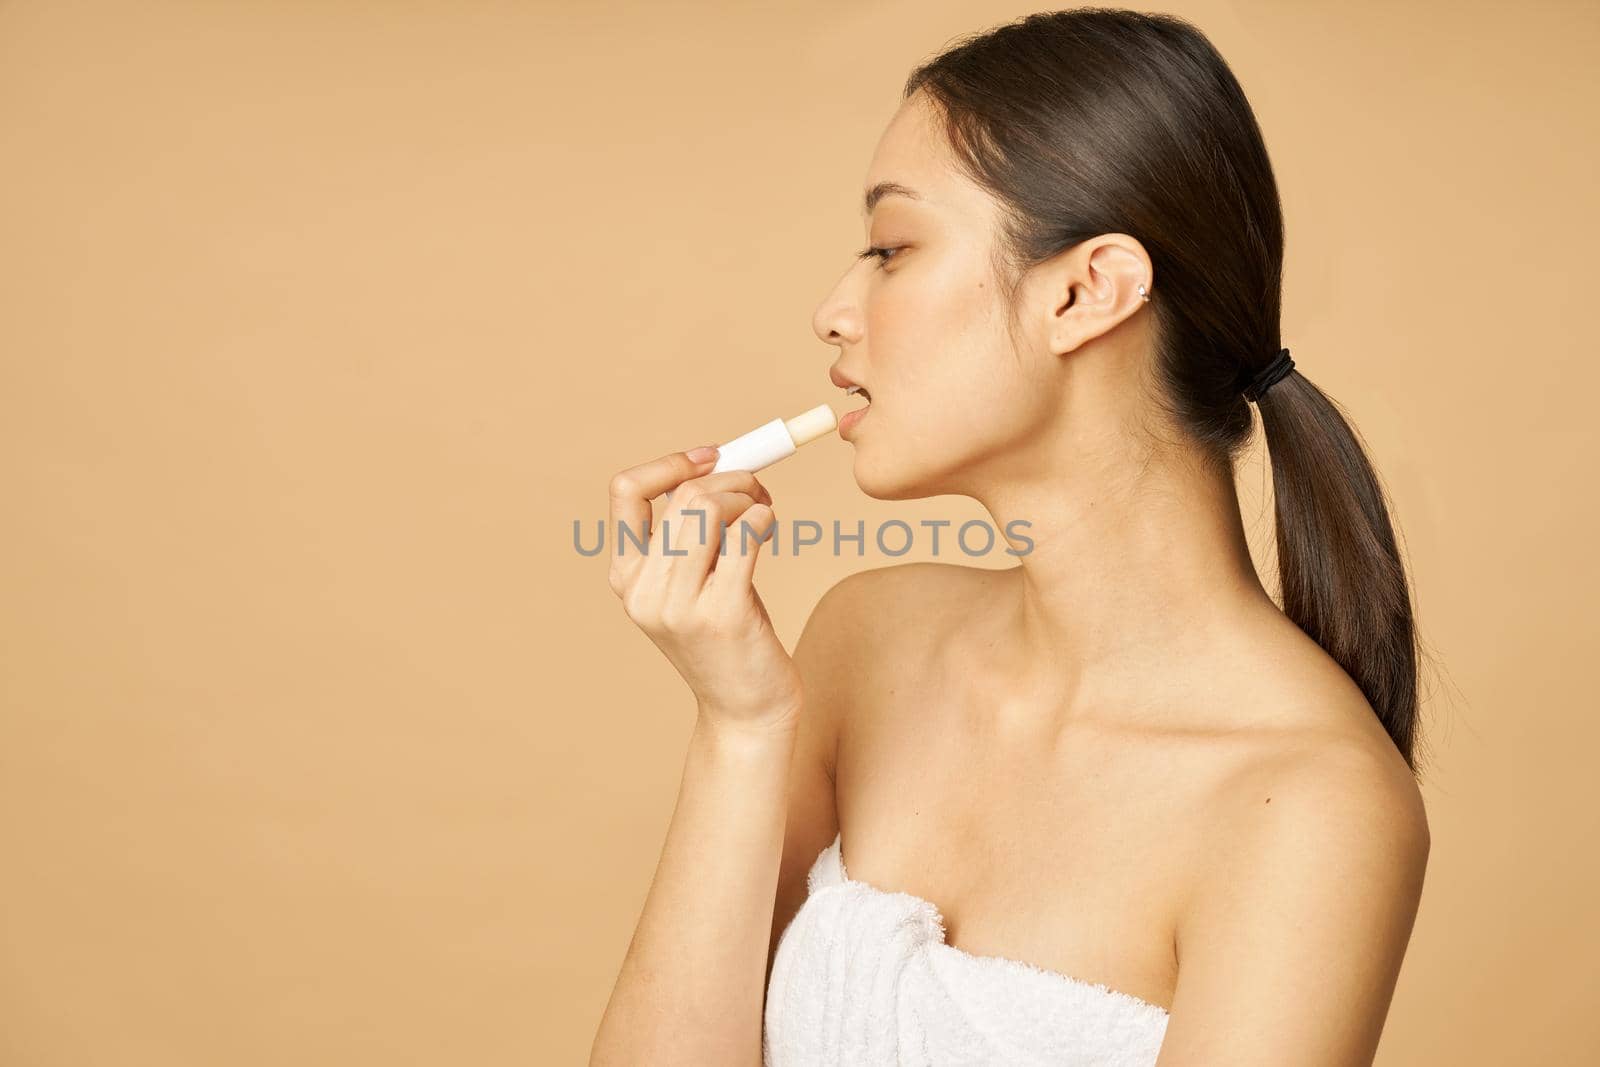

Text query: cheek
(876, 295), (1032, 454)
(869, 257), (1007, 391)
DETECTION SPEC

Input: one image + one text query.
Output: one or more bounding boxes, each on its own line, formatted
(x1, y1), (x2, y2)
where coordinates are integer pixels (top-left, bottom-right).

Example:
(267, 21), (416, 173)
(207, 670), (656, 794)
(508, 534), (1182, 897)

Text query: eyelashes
(855, 245), (901, 269)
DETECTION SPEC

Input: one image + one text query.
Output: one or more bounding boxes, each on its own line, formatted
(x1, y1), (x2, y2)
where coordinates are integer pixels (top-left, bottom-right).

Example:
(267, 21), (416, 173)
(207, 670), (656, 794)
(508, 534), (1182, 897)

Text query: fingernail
(686, 445), (719, 463)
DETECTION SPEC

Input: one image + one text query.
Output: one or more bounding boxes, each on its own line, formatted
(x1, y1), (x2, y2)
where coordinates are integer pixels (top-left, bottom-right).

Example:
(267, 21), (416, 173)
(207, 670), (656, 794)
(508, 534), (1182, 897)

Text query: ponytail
(1256, 370), (1419, 770)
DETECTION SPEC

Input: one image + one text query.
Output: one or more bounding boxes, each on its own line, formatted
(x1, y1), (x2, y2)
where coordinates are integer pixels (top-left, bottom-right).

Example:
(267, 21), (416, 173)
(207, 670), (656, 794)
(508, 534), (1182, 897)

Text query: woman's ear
(1040, 233), (1153, 357)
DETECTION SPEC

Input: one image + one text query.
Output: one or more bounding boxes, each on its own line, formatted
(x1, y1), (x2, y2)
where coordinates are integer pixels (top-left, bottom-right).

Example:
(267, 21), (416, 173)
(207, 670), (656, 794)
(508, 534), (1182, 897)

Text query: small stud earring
(1138, 283), (1151, 302)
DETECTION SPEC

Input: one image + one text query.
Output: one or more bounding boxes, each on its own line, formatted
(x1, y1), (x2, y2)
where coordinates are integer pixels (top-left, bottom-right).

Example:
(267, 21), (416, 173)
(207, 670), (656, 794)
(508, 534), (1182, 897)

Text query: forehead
(860, 94), (959, 216)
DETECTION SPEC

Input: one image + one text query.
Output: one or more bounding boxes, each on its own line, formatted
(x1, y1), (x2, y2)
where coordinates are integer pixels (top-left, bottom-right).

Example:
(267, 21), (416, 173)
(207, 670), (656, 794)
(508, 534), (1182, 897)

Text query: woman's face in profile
(812, 91), (1069, 501)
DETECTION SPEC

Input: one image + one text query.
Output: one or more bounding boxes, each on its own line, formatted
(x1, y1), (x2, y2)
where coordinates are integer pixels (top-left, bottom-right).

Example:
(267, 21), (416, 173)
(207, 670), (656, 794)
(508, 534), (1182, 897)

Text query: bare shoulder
(1199, 636), (1431, 892)
(794, 562), (938, 673)
(799, 561), (1002, 655)
(786, 564), (924, 772)
(814, 559), (1003, 610)
(1207, 724), (1430, 889)
(791, 562), (1002, 755)
(1161, 682), (1431, 1063)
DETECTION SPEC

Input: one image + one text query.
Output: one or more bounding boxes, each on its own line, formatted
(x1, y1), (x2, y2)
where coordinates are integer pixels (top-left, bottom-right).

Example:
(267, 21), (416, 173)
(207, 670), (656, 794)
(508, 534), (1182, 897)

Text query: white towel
(764, 833), (1170, 1066)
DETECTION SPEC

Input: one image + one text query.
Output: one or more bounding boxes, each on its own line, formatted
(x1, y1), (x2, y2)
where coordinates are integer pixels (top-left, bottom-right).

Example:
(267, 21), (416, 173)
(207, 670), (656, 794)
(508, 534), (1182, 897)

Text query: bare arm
(764, 574), (860, 997)
(591, 569), (861, 1065)
(1154, 741), (1431, 1066)
(590, 714), (798, 1067)
(589, 448), (848, 1066)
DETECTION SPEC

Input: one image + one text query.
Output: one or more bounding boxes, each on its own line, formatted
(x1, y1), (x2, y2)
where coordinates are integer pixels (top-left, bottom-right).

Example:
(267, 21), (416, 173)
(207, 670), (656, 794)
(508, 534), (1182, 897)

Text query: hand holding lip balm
(606, 411), (817, 732)
(708, 403), (838, 473)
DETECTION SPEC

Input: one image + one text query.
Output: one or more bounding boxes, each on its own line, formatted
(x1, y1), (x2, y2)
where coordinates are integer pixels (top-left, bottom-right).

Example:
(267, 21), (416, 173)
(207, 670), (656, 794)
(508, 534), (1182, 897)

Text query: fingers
(610, 462), (772, 605)
(674, 469), (771, 509)
(709, 502), (777, 597)
(644, 472), (767, 580)
(661, 490), (765, 607)
(607, 448), (720, 562)
(645, 471), (771, 555)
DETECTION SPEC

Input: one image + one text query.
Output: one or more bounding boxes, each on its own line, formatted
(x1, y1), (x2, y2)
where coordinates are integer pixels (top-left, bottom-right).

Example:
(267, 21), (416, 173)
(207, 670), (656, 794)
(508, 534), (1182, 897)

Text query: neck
(972, 439), (1278, 715)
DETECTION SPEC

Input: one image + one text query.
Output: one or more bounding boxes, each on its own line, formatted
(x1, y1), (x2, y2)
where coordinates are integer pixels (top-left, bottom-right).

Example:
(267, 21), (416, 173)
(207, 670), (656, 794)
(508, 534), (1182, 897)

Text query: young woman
(592, 10), (1430, 1066)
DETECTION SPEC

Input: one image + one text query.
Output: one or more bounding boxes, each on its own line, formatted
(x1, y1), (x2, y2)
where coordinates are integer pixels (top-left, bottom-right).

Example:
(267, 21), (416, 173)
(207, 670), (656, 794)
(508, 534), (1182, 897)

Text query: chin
(851, 447), (949, 502)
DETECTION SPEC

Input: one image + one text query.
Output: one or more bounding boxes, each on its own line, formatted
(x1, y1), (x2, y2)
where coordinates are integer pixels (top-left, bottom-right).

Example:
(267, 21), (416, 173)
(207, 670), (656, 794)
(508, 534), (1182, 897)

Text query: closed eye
(855, 245), (901, 269)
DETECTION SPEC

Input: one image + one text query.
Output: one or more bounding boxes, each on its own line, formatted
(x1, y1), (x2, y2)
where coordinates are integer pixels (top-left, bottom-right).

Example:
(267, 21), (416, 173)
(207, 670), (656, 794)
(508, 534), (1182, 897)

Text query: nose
(811, 277), (863, 348)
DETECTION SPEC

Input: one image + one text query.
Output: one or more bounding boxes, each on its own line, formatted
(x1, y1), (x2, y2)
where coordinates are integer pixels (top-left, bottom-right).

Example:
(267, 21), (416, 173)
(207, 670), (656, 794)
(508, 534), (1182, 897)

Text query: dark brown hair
(906, 8), (1426, 772)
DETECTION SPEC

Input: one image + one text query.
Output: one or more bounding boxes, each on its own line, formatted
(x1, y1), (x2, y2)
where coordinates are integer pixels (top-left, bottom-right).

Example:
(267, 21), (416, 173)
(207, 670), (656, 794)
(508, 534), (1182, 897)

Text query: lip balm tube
(708, 403), (838, 474)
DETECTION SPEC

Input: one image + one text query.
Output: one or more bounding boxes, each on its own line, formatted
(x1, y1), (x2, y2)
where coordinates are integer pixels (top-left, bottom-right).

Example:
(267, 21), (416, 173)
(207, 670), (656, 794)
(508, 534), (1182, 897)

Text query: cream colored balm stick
(708, 403), (838, 473)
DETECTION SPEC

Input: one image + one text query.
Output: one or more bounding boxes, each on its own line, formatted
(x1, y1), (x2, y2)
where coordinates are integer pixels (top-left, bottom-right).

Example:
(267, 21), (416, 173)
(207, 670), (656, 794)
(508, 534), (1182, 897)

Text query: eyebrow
(862, 180), (923, 215)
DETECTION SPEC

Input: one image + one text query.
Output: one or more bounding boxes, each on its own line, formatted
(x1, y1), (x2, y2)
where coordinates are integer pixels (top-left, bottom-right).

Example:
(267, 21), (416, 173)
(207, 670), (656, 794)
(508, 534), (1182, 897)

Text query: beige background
(1, 1), (1595, 1063)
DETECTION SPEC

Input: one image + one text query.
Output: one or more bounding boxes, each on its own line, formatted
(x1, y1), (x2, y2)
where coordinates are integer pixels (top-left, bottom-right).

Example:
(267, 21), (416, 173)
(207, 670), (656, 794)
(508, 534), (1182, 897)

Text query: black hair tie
(1243, 347), (1294, 403)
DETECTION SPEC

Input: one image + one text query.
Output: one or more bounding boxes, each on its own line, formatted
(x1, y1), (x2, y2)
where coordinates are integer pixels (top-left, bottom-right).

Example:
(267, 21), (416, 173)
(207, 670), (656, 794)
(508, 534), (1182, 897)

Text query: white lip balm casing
(708, 403), (838, 474)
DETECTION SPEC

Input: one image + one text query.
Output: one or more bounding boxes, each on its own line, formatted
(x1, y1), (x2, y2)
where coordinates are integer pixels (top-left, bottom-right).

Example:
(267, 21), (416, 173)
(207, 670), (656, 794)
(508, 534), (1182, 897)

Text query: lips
(839, 403), (869, 439)
(828, 365), (870, 399)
